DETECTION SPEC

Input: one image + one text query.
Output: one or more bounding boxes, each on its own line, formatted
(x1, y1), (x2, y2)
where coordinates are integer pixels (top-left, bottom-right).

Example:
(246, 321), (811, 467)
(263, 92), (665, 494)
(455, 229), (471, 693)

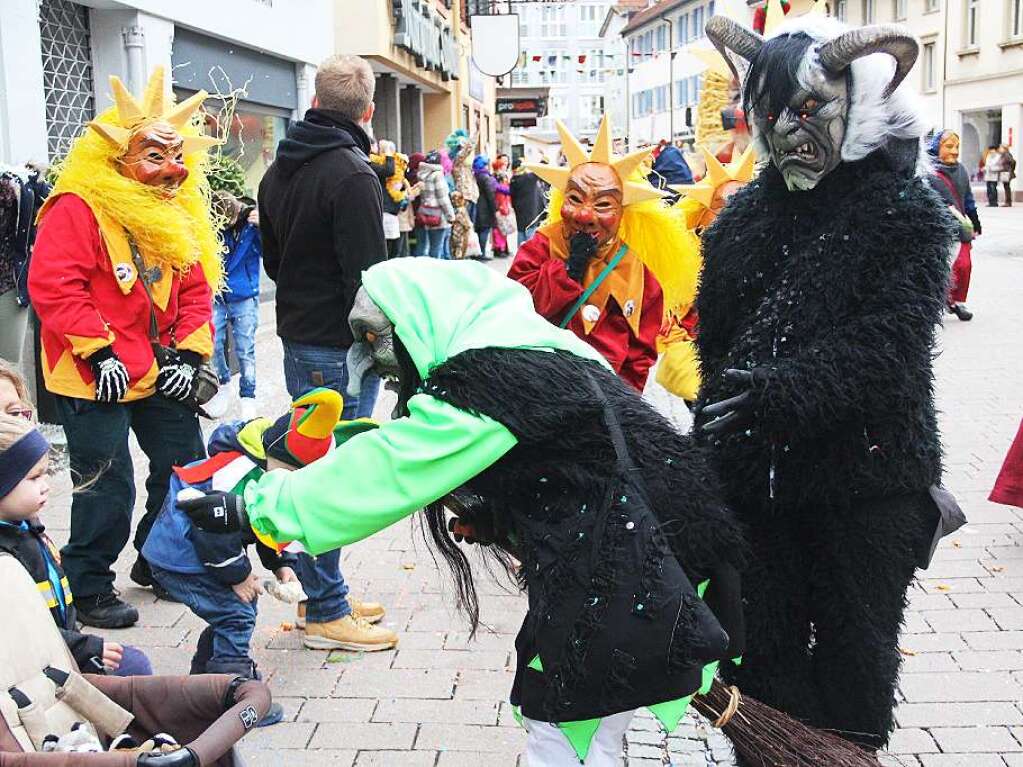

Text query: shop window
(894, 0), (907, 20)
(209, 101), (289, 194)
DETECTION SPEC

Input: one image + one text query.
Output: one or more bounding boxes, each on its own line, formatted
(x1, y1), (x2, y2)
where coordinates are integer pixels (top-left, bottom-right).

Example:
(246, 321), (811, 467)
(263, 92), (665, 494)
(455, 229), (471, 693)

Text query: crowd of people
(0, 14), (1022, 764)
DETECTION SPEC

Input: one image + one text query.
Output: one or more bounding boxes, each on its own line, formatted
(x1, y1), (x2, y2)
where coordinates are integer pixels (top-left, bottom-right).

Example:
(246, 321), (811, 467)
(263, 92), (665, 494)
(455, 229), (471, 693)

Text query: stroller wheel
(256, 702), (285, 728)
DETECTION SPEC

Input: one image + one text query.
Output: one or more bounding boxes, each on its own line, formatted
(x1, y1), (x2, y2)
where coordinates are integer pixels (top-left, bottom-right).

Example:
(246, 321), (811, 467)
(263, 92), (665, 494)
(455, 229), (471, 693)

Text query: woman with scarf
(926, 129), (981, 322)
(407, 152), (427, 257)
(474, 155), (508, 261)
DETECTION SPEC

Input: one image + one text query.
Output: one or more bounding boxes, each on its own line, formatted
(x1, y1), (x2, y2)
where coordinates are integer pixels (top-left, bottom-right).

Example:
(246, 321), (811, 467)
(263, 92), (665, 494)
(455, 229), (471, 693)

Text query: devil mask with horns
(707, 14), (921, 192)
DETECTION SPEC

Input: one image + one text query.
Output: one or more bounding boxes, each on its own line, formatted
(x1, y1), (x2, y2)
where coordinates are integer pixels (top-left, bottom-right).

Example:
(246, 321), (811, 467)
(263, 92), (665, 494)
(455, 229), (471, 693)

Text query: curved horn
(817, 25), (919, 97)
(705, 16), (764, 81)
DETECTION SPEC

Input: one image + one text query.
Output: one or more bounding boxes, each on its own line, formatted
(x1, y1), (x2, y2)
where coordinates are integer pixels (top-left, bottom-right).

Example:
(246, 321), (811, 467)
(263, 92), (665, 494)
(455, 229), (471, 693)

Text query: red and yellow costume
(30, 67), (221, 401)
(509, 116), (676, 392)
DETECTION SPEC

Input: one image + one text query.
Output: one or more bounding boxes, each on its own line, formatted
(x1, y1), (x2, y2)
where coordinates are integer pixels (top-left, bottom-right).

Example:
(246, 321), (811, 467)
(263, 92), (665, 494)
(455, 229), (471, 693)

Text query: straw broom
(692, 679), (885, 767)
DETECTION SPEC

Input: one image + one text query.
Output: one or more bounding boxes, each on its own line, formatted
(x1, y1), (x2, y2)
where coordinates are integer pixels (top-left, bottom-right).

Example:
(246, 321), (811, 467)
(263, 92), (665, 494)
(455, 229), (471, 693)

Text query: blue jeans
(281, 339), (378, 623)
(425, 227), (449, 259)
(212, 297), (259, 398)
(411, 226), (427, 257)
(441, 227), (452, 259)
(151, 566), (257, 667)
(518, 225), (539, 244)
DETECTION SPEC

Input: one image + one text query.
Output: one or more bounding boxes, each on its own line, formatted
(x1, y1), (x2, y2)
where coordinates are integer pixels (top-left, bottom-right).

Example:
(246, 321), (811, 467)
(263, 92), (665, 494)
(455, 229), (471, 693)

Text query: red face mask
(117, 122), (189, 194)
(560, 163), (624, 250)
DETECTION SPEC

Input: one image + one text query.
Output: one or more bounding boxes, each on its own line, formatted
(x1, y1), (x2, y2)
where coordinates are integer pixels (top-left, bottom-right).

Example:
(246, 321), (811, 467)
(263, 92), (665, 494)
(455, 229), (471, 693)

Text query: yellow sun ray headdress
(527, 116), (666, 207)
(88, 66), (220, 157)
(671, 145), (756, 229)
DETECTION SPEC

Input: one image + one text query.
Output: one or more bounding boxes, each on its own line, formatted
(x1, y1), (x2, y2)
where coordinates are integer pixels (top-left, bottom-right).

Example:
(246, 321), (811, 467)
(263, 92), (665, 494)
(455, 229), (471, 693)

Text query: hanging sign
(470, 14), (521, 77)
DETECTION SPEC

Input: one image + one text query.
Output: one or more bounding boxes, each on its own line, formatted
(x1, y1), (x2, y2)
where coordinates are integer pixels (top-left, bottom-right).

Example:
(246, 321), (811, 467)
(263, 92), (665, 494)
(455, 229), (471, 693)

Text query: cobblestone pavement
(37, 206), (1023, 765)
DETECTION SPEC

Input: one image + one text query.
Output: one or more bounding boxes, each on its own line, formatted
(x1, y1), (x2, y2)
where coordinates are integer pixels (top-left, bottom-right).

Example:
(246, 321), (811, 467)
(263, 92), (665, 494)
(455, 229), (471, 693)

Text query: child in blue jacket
(207, 192), (263, 419)
(142, 389), (361, 725)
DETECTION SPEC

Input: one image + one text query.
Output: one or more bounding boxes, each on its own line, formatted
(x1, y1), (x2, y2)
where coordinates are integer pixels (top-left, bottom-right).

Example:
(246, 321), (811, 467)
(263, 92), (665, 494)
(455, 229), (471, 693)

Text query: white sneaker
(239, 397), (259, 421)
(203, 386), (234, 419)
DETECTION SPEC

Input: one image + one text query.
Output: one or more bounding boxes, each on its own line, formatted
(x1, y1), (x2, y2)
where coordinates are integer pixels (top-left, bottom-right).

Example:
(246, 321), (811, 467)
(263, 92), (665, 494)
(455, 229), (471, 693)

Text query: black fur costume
(695, 145), (954, 748)
(419, 347), (746, 724)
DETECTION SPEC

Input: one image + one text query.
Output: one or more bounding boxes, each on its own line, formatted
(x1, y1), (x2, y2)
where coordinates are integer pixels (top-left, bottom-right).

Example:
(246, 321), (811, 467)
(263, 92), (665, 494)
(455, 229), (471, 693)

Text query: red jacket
(992, 418), (1023, 509)
(508, 231), (662, 391)
(29, 194), (214, 402)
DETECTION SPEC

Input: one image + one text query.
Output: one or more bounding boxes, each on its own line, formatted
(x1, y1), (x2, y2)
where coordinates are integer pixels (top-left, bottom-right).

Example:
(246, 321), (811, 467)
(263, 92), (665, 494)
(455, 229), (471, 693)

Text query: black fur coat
(696, 147), (955, 511)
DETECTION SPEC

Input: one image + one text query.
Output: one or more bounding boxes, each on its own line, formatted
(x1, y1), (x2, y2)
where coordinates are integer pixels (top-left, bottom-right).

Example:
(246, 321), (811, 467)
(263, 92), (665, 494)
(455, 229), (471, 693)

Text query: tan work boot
(295, 596), (385, 629)
(347, 595), (385, 624)
(303, 614), (399, 651)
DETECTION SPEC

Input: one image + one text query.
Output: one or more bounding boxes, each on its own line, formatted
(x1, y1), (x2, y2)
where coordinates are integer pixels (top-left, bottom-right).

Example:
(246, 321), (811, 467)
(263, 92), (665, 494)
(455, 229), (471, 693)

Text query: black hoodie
(258, 109), (386, 348)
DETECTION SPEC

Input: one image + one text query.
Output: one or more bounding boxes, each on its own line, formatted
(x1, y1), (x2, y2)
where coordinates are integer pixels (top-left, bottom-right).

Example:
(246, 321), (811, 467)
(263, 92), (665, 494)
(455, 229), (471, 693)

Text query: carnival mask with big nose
(560, 163), (625, 250)
(116, 121), (189, 194)
(938, 132), (960, 165)
(346, 286), (398, 397)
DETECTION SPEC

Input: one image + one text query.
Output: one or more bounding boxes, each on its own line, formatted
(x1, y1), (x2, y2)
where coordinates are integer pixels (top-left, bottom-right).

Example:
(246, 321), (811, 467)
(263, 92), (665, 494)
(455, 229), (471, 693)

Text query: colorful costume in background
(656, 147), (756, 403)
(184, 259), (745, 765)
(926, 130), (981, 320)
(510, 117), (686, 393)
(28, 67), (220, 619)
(699, 14), (956, 755)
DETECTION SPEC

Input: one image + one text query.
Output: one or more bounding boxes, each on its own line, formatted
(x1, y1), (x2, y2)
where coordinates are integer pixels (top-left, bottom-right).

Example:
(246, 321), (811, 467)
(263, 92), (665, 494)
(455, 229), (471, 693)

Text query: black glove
(968, 209), (981, 236)
(565, 232), (598, 283)
(137, 747), (197, 767)
(699, 368), (769, 437)
(88, 346), (129, 403)
(178, 491), (247, 534)
(157, 349), (202, 401)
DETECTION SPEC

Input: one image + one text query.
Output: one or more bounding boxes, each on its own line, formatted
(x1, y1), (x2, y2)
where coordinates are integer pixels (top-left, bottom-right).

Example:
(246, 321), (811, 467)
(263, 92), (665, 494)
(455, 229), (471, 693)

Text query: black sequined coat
(696, 147), (955, 512)
(425, 347), (745, 723)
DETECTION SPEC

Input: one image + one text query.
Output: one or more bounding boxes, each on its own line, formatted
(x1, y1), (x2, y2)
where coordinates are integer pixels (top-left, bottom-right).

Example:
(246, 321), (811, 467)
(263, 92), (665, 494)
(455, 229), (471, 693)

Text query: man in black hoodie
(258, 54), (396, 651)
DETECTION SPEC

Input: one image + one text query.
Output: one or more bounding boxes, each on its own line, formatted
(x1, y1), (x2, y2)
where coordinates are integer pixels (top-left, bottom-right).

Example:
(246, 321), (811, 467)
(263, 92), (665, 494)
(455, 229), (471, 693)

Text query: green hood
(360, 258), (610, 379)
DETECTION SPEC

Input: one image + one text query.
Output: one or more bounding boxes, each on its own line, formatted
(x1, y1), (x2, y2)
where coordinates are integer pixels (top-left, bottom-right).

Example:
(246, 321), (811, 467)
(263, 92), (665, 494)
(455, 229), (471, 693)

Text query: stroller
(0, 555), (271, 766)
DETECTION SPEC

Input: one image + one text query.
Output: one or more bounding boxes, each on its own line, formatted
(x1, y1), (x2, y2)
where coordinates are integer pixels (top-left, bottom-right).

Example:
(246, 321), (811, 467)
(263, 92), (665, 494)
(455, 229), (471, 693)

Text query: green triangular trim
(697, 579), (710, 598)
(648, 694), (693, 732)
(558, 717), (603, 763)
(528, 654), (544, 672)
(732, 655), (743, 666)
(701, 660), (720, 695)
(230, 467), (264, 495)
(512, 704), (523, 728)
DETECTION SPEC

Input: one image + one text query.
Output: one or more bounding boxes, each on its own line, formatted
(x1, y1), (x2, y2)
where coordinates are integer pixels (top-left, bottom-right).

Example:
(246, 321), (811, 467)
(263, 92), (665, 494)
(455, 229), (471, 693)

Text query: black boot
(130, 557), (153, 587)
(202, 658), (284, 727)
(951, 303), (973, 321)
(76, 590), (139, 629)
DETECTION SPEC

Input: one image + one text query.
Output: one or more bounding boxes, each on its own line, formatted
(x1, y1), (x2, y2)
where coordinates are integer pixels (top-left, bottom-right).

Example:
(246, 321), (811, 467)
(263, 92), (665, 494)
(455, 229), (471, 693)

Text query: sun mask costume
(180, 258), (745, 765)
(695, 13), (959, 755)
(28, 67), (222, 621)
(508, 116), (688, 392)
(655, 147), (756, 403)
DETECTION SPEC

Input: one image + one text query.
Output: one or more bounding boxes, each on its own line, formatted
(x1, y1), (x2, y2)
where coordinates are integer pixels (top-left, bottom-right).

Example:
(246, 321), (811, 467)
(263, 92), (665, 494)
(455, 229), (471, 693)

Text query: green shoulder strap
(559, 243), (629, 329)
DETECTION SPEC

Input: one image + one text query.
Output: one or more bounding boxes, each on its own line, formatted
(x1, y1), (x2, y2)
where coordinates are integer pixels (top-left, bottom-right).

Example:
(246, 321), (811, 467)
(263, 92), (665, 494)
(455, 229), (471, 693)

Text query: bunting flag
(532, 55), (542, 62)
(578, 54), (587, 64)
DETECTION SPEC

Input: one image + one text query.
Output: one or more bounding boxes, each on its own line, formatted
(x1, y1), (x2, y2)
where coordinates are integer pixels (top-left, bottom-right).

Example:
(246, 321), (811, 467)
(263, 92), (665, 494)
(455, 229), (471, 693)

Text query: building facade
(509, 1), (620, 141)
(837, 0), (1023, 195)
(0, 0), (333, 190)
(338, 0), (497, 156)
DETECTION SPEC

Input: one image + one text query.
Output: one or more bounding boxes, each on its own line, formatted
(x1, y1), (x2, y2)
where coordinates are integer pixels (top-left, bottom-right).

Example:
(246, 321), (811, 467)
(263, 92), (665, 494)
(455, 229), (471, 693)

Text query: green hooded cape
(245, 258), (610, 555)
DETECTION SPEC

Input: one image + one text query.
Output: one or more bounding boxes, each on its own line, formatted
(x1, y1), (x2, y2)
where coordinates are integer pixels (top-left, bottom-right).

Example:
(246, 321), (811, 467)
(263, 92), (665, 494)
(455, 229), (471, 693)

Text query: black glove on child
(178, 491), (248, 534)
(88, 347), (130, 403)
(566, 232), (598, 283)
(699, 368), (770, 437)
(157, 349), (203, 401)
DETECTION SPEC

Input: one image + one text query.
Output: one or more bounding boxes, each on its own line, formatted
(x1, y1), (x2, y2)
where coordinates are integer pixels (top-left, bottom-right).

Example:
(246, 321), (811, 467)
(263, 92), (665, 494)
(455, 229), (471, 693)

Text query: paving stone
(949, 592), (1020, 609)
(953, 650), (1023, 670)
(296, 697), (376, 723)
(896, 702), (1023, 727)
(266, 667), (341, 698)
(416, 724), (526, 752)
(886, 728), (939, 754)
(238, 722), (316, 750)
(453, 669), (517, 700)
(897, 632), (968, 653)
(901, 652), (958, 673)
(919, 755), (1008, 767)
(354, 752), (436, 767)
(309, 722), (417, 750)
(238, 749), (356, 767)
(333, 668), (457, 700)
(899, 671), (1022, 702)
(963, 631), (1023, 650)
(435, 751), (520, 767)
(372, 697), (500, 725)
(922, 609), (999, 633)
(392, 648), (510, 670)
(930, 725), (1022, 752)
(990, 607), (1023, 630)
